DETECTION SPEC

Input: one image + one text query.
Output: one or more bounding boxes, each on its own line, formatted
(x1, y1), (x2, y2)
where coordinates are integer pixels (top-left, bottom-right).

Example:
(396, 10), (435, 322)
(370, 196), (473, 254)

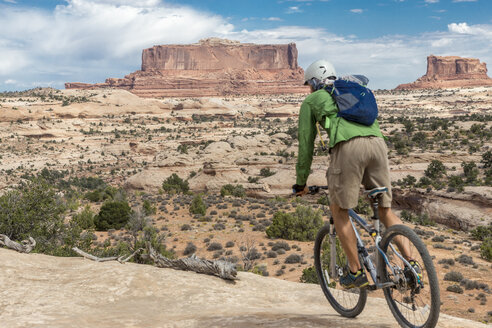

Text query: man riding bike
(293, 59), (420, 289)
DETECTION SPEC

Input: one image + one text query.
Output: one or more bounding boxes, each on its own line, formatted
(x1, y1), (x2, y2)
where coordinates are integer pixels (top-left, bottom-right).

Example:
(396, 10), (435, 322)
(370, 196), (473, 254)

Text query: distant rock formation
(65, 38), (308, 97)
(396, 55), (492, 89)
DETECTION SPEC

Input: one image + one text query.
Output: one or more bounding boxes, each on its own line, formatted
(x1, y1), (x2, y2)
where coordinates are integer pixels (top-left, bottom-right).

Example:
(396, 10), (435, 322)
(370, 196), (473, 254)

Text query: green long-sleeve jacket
(295, 89), (384, 186)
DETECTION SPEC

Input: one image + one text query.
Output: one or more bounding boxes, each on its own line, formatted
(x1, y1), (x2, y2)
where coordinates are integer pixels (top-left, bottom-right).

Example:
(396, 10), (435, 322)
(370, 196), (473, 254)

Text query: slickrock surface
(396, 55), (492, 89)
(65, 38), (308, 97)
(0, 248), (485, 328)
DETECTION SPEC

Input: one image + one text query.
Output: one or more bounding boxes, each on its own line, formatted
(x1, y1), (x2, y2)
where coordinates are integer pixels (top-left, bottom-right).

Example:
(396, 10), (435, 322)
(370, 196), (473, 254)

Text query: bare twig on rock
(0, 235), (36, 253)
(72, 247), (118, 262)
(147, 243), (238, 280)
(72, 247), (144, 263)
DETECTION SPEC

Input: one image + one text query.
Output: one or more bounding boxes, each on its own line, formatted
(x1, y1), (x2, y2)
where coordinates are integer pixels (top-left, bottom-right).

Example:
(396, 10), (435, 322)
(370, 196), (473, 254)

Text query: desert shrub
(252, 264), (269, 277)
(142, 199), (156, 216)
(285, 253), (302, 264)
(259, 168), (276, 177)
(444, 271), (464, 282)
(220, 184), (246, 198)
(225, 241), (235, 248)
(424, 159), (446, 180)
(461, 161), (479, 184)
(189, 194), (207, 216)
(446, 284), (463, 294)
(461, 279), (479, 290)
(431, 235), (445, 243)
(401, 210), (435, 226)
(271, 241), (291, 251)
(162, 173), (189, 194)
(266, 250), (277, 258)
(94, 200), (132, 231)
(447, 175), (465, 192)
(438, 258), (455, 266)
(72, 205), (95, 230)
(275, 269), (285, 276)
(213, 223), (226, 231)
(266, 205), (323, 241)
(470, 224), (492, 241)
(317, 194), (330, 206)
(84, 185), (120, 202)
(456, 254), (475, 265)
(180, 224), (192, 231)
(207, 242), (223, 251)
(482, 150), (492, 168)
(300, 266), (319, 284)
(480, 237), (492, 261)
(354, 196), (372, 216)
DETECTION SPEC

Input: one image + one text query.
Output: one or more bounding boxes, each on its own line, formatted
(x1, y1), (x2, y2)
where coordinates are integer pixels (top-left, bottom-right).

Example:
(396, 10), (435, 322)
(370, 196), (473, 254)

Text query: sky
(0, 0), (491, 91)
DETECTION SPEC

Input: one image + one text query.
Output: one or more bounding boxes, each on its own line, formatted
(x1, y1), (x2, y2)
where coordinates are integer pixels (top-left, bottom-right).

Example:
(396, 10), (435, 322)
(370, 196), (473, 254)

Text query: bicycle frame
(328, 207), (415, 291)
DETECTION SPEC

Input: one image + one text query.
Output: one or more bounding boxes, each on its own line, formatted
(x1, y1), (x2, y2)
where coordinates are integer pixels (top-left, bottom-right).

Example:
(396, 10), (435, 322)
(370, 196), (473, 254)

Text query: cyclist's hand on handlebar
(292, 184), (308, 196)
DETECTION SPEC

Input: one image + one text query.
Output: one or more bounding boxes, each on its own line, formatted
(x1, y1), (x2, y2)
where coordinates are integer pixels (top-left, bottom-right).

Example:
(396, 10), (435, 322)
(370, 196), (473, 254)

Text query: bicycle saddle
(364, 187), (388, 198)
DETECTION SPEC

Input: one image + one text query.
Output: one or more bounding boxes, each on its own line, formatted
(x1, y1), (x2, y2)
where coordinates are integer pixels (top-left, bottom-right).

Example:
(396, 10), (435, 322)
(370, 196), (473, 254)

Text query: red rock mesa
(396, 55), (492, 89)
(65, 38), (308, 97)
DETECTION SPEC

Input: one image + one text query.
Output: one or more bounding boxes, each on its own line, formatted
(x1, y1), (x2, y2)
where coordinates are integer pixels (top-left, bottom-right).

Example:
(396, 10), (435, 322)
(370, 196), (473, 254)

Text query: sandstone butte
(396, 55), (492, 89)
(65, 38), (309, 97)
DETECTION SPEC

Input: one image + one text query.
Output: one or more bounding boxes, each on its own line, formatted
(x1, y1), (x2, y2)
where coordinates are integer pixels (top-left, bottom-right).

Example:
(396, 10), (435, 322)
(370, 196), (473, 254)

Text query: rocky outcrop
(66, 38), (308, 97)
(396, 55), (492, 89)
(0, 248), (484, 328)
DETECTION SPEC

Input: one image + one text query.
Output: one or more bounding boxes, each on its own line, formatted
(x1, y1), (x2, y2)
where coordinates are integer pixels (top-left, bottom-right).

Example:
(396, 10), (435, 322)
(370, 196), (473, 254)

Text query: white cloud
(264, 17), (282, 21)
(350, 9), (364, 14)
(2, 0), (17, 3)
(4, 79), (17, 84)
(425, 0), (439, 3)
(452, 0), (477, 2)
(286, 6), (303, 14)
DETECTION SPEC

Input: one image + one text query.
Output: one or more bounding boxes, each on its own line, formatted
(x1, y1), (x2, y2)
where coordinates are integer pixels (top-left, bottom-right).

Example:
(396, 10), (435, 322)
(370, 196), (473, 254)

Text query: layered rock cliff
(396, 55), (492, 89)
(65, 38), (307, 97)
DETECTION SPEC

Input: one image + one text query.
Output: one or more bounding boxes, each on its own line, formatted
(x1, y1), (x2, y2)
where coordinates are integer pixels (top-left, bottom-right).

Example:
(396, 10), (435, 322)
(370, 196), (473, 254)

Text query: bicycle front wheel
(378, 224), (440, 328)
(314, 224), (367, 318)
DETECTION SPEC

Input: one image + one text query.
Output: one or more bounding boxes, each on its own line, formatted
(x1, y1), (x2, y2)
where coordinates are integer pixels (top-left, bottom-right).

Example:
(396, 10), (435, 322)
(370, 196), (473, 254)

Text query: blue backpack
(325, 75), (378, 126)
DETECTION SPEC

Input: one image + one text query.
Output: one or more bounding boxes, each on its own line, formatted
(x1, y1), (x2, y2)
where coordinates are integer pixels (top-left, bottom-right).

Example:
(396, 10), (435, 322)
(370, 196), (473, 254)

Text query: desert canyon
(1, 39), (491, 326)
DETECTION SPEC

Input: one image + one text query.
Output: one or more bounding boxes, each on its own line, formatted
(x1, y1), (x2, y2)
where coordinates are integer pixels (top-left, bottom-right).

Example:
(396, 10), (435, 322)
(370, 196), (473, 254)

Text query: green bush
(300, 266), (319, 284)
(470, 224), (492, 241)
(0, 178), (65, 244)
(220, 184), (246, 198)
(400, 210), (435, 226)
(480, 237), (492, 261)
(266, 205), (323, 241)
(84, 185), (119, 202)
(189, 194), (207, 216)
(259, 168), (276, 177)
(162, 173), (189, 194)
(142, 199), (156, 216)
(94, 200), (132, 231)
(424, 160), (446, 180)
(72, 205), (95, 230)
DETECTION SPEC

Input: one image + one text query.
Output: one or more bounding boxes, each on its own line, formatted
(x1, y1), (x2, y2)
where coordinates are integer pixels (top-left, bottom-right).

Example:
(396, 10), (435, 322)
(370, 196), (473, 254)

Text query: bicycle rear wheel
(314, 224), (367, 318)
(378, 224), (440, 328)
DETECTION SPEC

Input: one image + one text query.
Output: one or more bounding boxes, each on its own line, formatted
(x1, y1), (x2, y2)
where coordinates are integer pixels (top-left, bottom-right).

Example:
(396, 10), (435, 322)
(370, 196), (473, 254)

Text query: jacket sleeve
(296, 100), (317, 186)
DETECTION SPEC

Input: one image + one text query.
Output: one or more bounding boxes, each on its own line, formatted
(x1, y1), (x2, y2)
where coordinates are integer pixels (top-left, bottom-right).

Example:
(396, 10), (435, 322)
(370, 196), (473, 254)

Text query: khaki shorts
(326, 136), (392, 209)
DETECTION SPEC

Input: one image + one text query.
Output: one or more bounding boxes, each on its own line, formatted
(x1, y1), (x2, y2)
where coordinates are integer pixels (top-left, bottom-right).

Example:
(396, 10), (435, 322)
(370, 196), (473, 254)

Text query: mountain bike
(310, 186), (440, 328)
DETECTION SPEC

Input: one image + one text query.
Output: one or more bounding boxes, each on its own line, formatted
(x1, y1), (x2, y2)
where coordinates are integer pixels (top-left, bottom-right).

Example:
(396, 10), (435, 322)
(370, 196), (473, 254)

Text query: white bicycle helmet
(304, 59), (337, 89)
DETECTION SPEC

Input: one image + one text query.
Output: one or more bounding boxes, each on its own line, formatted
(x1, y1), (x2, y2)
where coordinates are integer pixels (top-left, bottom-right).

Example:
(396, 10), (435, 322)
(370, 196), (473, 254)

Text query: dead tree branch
(0, 235), (36, 253)
(72, 247), (142, 263)
(147, 243), (237, 280)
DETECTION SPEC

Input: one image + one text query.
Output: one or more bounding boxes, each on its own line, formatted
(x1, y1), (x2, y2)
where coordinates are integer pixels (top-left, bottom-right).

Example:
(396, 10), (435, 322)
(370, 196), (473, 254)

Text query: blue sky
(1, 0), (491, 91)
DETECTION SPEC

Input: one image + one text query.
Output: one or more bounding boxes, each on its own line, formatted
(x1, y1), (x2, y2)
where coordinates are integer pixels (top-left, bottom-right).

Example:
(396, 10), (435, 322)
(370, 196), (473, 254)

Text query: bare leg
(330, 203), (361, 273)
(378, 207), (412, 260)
